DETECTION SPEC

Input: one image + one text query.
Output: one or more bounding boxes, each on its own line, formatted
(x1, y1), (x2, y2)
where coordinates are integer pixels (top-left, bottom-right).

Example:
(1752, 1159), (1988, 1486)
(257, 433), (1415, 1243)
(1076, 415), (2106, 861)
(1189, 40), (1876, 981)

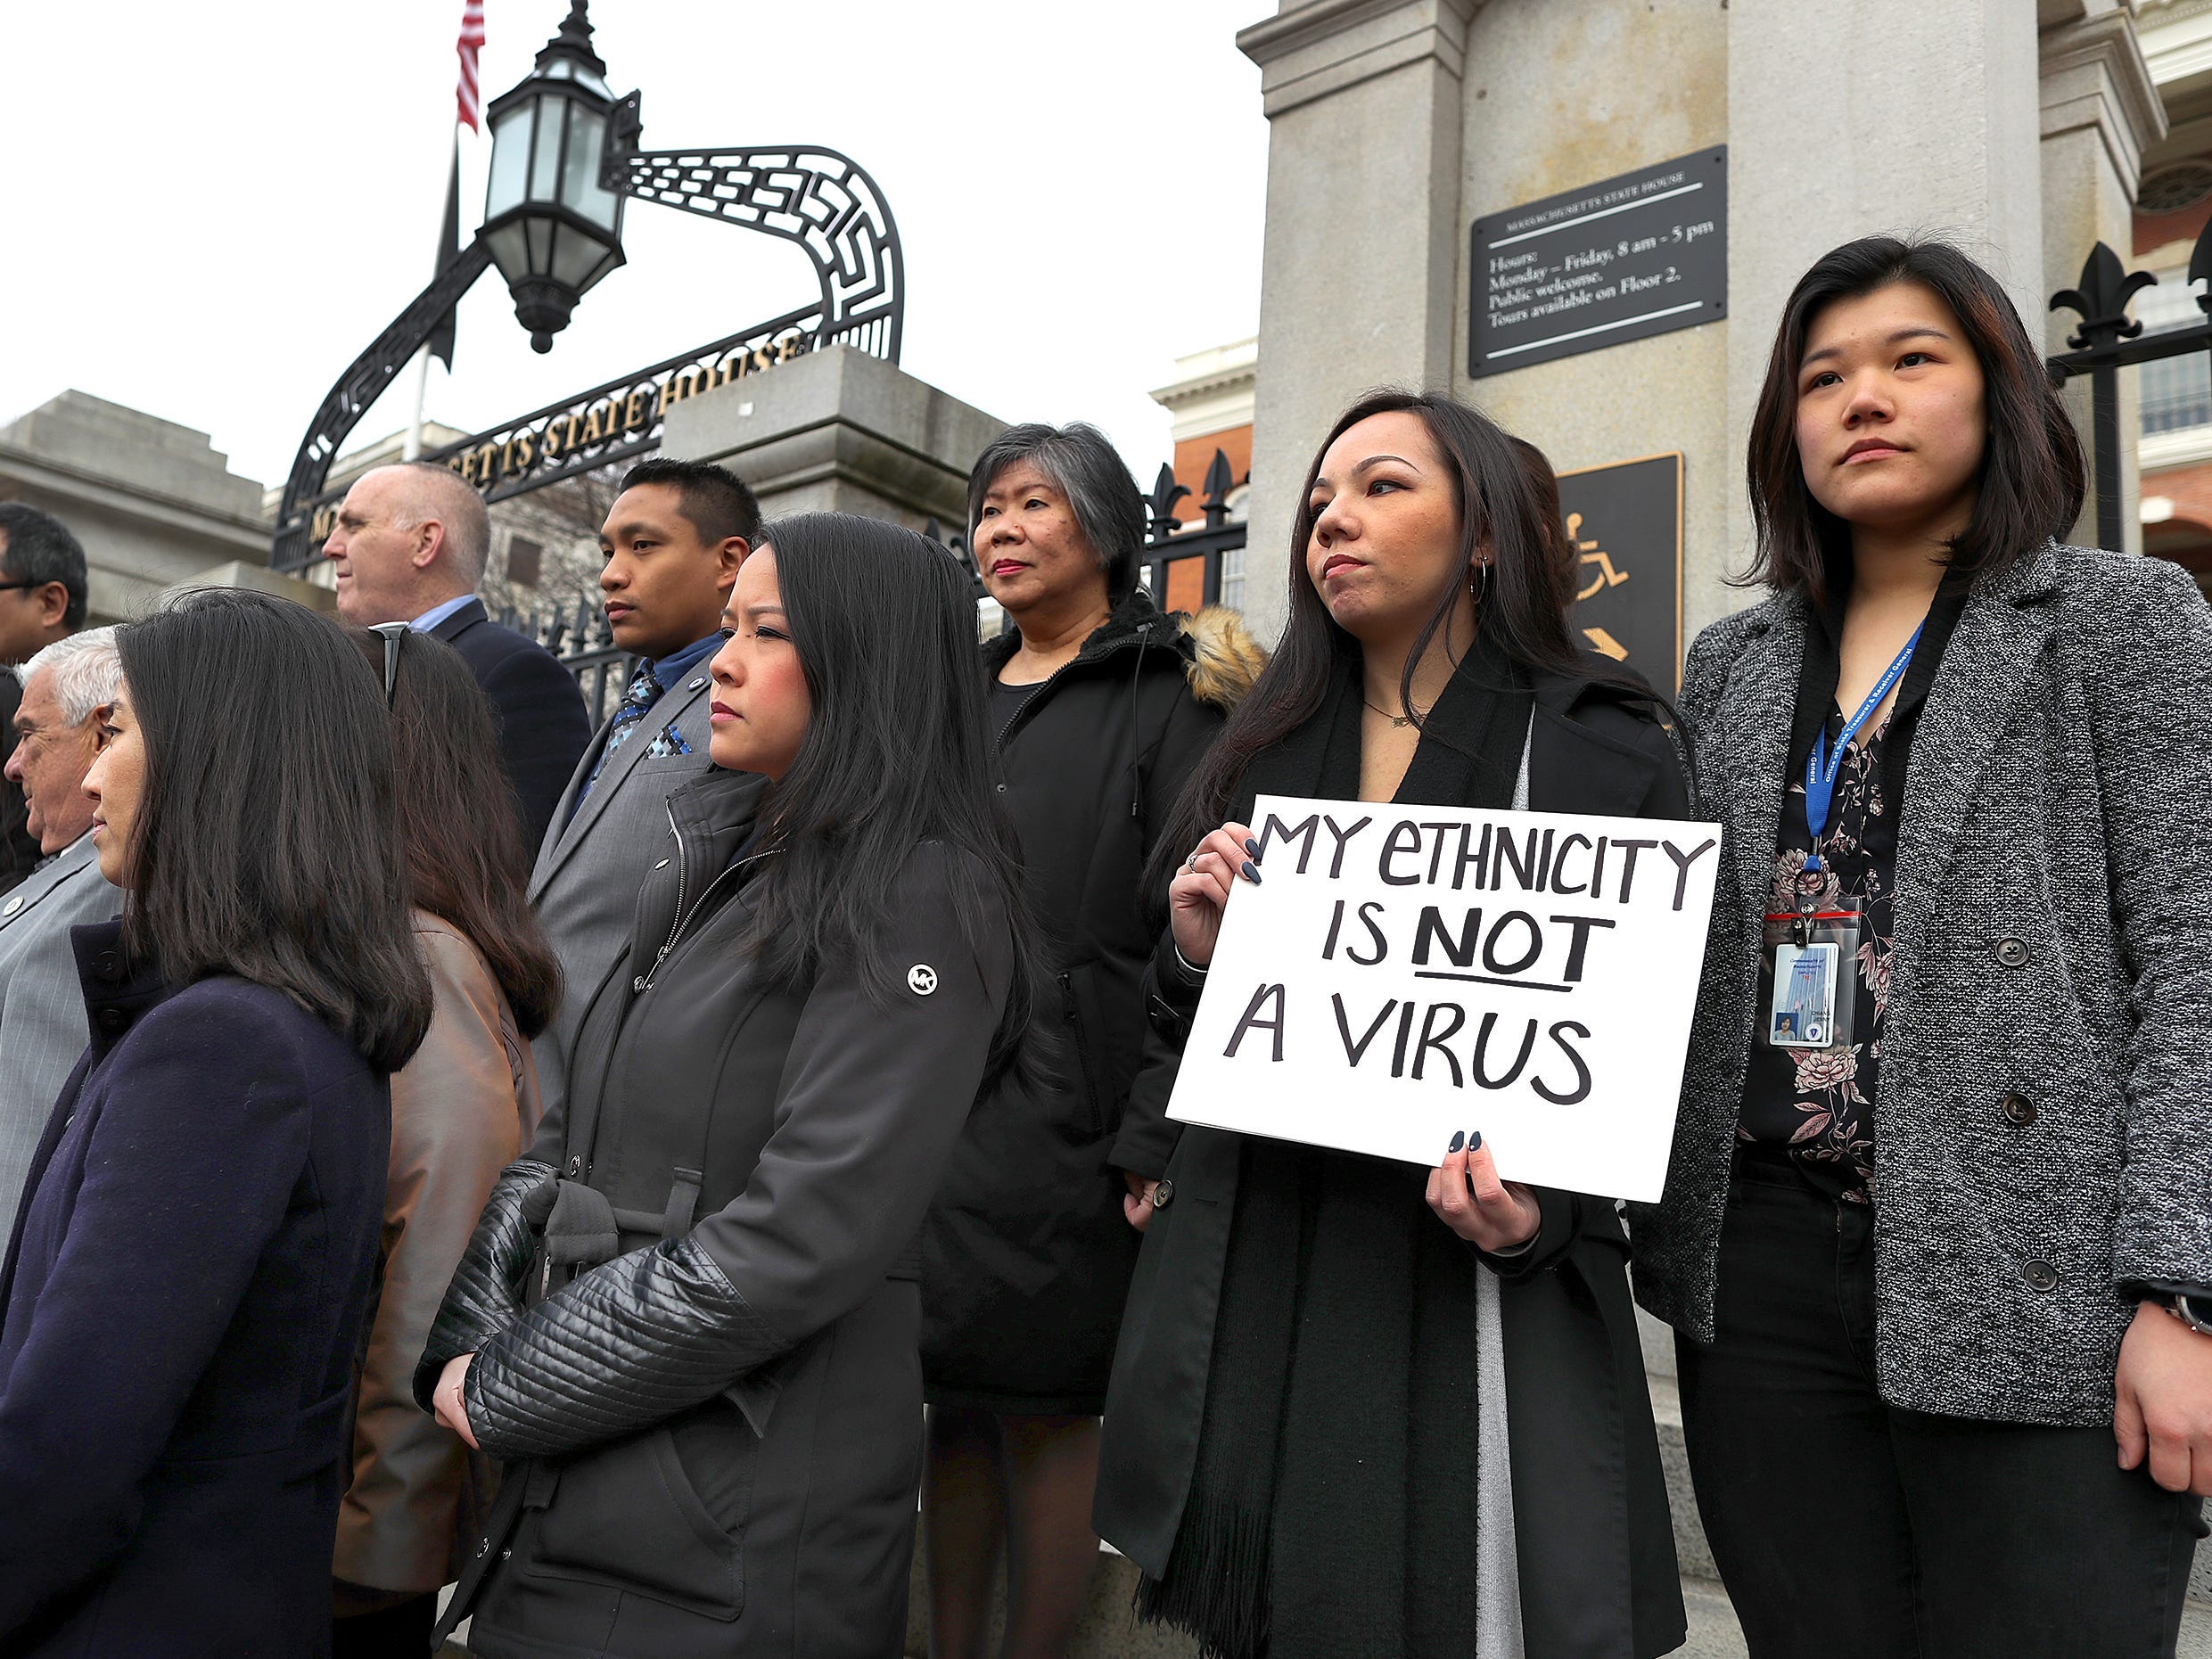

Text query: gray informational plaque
(1469, 146), (1727, 378)
(1558, 452), (1684, 692)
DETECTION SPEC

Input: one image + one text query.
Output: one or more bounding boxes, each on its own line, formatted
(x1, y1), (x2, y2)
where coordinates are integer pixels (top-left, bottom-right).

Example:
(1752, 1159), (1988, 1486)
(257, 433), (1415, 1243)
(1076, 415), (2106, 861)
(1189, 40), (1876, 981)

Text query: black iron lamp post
(481, 1), (629, 351)
(273, 0), (906, 571)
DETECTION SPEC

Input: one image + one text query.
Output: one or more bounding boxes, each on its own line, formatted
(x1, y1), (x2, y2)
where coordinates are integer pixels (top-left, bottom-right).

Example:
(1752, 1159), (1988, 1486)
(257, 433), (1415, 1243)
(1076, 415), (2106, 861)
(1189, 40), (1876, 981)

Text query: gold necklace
(1362, 698), (1420, 728)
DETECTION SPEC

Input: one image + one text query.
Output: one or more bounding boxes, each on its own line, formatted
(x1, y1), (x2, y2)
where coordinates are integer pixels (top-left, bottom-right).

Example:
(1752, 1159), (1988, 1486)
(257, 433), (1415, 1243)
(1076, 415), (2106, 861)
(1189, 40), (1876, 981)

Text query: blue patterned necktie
(580, 658), (660, 801)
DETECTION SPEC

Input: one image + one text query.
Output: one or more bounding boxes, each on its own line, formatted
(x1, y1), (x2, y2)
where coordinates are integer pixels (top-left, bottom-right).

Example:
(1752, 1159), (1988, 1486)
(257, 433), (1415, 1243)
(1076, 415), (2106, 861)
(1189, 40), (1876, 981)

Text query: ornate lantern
(481, 1), (629, 352)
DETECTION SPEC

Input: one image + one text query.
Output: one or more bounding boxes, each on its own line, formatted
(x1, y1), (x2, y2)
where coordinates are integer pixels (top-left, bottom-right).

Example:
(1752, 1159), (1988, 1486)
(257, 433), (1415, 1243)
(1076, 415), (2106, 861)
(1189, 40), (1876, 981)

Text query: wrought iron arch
(272, 71), (904, 571)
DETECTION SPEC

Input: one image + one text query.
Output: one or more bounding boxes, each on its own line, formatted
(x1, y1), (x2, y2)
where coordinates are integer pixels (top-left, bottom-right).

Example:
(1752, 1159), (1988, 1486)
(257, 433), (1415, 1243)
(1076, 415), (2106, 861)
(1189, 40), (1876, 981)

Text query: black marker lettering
(1533, 1021), (1593, 1105)
(1390, 999), (1418, 1077)
(1662, 837), (1719, 911)
(1331, 993), (1398, 1065)
(1551, 834), (1593, 895)
(1470, 1012), (1538, 1088)
(1348, 900), (1390, 966)
(1547, 914), (1616, 981)
(1412, 906), (1482, 968)
(1224, 983), (1287, 1062)
(1320, 813), (1373, 878)
(1257, 813), (1320, 873)
(1421, 821), (1460, 883)
(1612, 838), (1658, 903)
(1379, 820), (1424, 885)
(1481, 911), (1543, 976)
(1412, 1002), (1466, 1086)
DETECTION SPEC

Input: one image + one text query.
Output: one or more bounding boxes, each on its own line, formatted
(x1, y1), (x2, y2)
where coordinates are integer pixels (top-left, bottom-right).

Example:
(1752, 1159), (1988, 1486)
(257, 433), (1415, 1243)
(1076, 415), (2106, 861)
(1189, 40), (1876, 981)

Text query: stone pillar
(658, 344), (1005, 533)
(1235, 0), (1479, 642)
(1724, 0), (2047, 599)
(2040, 1), (2164, 555)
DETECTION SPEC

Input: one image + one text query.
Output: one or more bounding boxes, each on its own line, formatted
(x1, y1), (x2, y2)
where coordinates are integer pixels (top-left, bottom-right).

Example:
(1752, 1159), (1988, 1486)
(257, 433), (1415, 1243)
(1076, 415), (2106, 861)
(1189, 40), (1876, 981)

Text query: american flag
(456, 0), (487, 132)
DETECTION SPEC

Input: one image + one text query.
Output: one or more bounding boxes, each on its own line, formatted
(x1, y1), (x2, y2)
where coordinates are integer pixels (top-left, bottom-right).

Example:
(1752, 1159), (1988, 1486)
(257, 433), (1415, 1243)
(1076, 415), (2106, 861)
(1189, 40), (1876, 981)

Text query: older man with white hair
(0, 628), (123, 1242)
(323, 462), (589, 852)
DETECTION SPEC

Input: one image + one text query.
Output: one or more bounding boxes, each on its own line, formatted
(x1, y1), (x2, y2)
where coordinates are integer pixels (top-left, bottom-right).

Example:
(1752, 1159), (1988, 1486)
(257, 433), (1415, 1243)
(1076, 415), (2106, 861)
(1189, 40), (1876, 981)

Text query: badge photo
(1768, 940), (1838, 1049)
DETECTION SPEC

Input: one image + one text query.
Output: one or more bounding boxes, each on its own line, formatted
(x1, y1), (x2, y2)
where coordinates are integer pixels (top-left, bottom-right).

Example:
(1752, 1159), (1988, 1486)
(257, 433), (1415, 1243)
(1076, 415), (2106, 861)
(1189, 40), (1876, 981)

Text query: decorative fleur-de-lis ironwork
(2186, 218), (2212, 320)
(2051, 242), (2157, 351)
(922, 516), (985, 596)
(1200, 449), (1237, 530)
(1147, 464), (1193, 546)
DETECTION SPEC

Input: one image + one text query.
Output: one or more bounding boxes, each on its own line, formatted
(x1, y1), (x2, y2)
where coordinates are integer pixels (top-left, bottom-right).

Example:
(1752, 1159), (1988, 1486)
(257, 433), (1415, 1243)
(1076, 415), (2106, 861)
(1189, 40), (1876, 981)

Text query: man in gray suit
(0, 628), (124, 1242)
(530, 458), (761, 1120)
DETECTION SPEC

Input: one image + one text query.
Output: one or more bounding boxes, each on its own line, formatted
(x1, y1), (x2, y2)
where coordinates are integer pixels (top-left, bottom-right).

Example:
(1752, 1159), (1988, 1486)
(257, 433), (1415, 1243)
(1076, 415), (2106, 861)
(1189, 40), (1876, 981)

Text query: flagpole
(405, 127), (461, 463)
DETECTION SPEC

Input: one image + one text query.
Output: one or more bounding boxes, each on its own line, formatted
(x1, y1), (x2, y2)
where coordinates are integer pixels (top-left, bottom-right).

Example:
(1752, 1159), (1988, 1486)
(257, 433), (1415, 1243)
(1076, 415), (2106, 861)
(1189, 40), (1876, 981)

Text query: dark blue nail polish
(1245, 838), (1262, 859)
(1241, 860), (1262, 883)
(1467, 1129), (1483, 1153)
(1448, 1129), (1465, 1154)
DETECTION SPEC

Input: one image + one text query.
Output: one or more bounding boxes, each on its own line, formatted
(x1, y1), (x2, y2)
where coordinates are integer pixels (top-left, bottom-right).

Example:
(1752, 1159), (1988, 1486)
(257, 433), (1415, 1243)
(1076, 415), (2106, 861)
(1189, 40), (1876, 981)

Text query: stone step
(899, 1540), (1747, 1657)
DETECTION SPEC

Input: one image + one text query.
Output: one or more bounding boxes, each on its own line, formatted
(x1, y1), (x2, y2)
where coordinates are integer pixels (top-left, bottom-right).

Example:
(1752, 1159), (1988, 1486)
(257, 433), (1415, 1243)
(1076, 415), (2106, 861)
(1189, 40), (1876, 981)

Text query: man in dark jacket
(0, 505), (87, 896)
(324, 464), (589, 851)
(525, 458), (757, 1122)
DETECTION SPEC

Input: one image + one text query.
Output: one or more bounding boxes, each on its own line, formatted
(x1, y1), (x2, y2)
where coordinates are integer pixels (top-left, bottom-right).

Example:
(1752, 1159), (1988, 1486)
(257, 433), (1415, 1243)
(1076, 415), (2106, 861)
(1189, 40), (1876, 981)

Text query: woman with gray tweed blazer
(1633, 235), (2212, 1658)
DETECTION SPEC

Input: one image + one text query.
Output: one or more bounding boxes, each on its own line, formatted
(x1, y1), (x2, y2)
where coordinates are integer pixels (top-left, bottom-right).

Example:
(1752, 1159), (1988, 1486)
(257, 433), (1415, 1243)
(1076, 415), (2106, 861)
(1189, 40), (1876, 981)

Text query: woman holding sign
(1640, 236), (2212, 1657)
(1095, 390), (1690, 1658)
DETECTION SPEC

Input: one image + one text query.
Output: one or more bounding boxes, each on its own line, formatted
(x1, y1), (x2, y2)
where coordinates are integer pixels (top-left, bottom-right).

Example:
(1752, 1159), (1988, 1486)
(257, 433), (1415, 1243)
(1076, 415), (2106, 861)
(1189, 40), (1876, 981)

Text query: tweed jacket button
(2022, 1259), (2060, 1293)
(1151, 1179), (1174, 1210)
(2001, 1092), (2037, 1126)
(1994, 937), (2030, 968)
(1, 895), (20, 917)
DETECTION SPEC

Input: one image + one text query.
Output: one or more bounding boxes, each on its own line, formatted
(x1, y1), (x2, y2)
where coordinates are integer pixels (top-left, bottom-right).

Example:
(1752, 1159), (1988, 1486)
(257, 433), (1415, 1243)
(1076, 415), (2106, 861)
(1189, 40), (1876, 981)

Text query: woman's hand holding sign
(1170, 820), (1262, 969)
(1425, 1129), (1542, 1252)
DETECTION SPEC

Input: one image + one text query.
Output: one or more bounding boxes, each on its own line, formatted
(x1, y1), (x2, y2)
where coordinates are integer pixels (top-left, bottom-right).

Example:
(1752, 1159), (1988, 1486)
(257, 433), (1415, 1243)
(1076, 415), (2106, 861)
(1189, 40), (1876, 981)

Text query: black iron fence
(2048, 216), (2212, 554)
(926, 447), (1248, 620)
(501, 446), (1250, 723)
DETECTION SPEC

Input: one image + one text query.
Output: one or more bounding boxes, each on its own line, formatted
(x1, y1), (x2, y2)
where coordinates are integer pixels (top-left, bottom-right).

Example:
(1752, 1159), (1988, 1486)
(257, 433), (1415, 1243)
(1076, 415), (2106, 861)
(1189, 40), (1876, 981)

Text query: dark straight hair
(351, 626), (563, 1039)
(966, 423), (1146, 603)
(1743, 235), (2086, 605)
(0, 503), (88, 628)
(116, 590), (432, 1072)
(1153, 390), (1652, 891)
(740, 513), (1044, 1079)
(620, 456), (763, 547)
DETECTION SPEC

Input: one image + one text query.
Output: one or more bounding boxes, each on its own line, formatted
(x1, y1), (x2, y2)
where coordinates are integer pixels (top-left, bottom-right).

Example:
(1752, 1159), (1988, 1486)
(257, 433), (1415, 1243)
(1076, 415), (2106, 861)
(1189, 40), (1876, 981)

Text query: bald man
(325, 463), (590, 853)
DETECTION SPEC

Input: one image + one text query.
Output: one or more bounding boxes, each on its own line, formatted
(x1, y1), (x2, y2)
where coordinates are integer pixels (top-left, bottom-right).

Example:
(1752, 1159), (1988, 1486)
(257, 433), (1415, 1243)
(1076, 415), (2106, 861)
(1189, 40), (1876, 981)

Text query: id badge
(1759, 904), (1863, 1053)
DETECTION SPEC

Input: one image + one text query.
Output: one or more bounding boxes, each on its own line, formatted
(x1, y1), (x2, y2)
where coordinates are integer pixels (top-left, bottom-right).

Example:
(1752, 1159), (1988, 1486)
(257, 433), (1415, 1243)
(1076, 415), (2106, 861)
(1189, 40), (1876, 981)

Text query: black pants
(331, 1592), (440, 1658)
(1677, 1155), (2203, 1659)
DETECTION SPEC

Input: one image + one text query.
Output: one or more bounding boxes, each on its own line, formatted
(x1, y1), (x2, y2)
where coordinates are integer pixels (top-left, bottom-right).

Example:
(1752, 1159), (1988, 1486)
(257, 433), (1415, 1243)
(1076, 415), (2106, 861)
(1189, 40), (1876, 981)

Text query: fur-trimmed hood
(1179, 604), (1266, 714)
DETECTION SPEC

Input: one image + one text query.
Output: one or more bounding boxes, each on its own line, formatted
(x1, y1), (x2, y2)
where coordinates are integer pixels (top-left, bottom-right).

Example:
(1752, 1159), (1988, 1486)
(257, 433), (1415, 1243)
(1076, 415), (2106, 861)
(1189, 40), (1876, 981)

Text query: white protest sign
(1166, 794), (1723, 1203)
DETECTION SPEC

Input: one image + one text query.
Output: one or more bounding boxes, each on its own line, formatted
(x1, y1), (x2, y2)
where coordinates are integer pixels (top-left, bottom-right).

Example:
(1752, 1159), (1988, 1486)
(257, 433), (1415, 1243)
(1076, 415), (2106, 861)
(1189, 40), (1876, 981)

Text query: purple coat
(0, 923), (390, 1656)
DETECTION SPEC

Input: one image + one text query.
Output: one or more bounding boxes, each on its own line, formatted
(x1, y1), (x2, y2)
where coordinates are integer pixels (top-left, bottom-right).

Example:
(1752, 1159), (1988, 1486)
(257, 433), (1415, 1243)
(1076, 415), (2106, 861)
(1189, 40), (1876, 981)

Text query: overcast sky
(0, 0), (1268, 497)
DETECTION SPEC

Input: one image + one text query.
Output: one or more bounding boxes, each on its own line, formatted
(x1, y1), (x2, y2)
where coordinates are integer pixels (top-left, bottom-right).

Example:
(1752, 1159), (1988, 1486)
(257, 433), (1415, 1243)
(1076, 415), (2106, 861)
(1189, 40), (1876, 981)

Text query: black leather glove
(412, 1158), (558, 1412)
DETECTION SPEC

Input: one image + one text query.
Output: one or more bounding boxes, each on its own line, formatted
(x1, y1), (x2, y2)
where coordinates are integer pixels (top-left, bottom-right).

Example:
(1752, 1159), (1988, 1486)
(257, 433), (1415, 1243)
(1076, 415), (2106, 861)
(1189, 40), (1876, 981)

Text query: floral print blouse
(1737, 707), (1898, 1202)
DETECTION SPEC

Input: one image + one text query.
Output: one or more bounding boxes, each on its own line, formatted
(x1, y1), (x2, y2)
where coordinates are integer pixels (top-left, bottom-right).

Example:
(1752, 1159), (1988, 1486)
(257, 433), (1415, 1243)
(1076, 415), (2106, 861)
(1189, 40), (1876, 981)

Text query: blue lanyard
(1803, 622), (1924, 878)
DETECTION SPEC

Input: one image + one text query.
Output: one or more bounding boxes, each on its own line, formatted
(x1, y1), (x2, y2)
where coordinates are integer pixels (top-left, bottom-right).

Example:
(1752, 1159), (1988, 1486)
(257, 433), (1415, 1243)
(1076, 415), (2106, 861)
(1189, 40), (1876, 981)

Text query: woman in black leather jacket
(415, 513), (1040, 1659)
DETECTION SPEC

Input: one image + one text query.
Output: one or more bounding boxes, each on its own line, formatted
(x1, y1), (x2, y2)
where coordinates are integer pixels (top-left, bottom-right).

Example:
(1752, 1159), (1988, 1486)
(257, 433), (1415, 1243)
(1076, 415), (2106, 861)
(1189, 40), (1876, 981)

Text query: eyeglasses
(0, 581), (45, 595)
(366, 621), (408, 707)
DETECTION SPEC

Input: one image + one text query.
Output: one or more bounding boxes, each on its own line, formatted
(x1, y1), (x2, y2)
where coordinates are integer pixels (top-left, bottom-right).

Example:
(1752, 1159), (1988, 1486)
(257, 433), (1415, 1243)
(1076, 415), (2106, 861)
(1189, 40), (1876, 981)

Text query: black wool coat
(1094, 662), (1690, 1659)
(429, 597), (594, 857)
(420, 768), (1015, 1659)
(0, 924), (391, 1655)
(921, 591), (1257, 1414)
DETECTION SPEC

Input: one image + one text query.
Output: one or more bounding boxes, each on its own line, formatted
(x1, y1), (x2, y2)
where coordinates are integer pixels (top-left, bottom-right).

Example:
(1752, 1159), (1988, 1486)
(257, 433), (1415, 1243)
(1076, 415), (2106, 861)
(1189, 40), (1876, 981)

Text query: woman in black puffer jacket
(920, 423), (1262, 1659)
(415, 514), (1043, 1659)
